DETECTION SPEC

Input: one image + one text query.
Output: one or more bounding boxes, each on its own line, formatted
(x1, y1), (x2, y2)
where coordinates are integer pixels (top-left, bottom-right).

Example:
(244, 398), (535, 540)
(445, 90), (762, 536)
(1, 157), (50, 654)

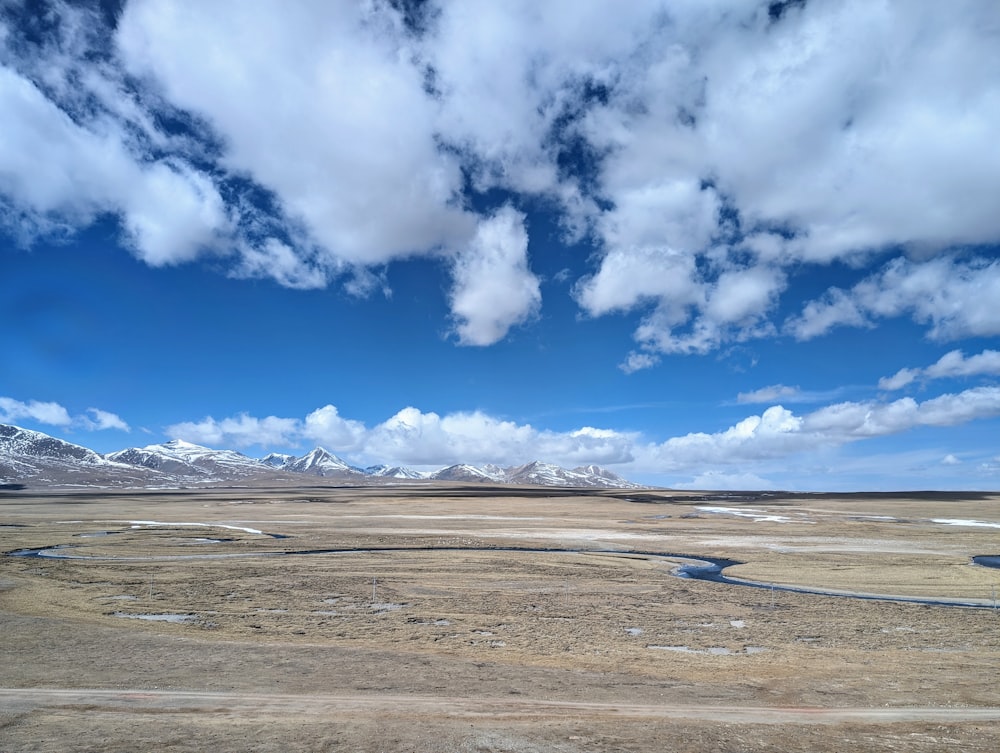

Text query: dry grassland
(2, 485), (1000, 751)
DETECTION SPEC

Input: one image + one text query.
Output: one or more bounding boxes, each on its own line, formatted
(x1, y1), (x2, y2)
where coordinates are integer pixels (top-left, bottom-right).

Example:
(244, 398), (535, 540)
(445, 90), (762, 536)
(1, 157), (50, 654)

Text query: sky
(2, 0), (1000, 491)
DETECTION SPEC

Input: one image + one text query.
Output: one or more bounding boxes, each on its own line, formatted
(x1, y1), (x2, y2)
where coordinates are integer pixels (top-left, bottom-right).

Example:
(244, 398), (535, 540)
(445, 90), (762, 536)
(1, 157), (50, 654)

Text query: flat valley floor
(2, 485), (1000, 751)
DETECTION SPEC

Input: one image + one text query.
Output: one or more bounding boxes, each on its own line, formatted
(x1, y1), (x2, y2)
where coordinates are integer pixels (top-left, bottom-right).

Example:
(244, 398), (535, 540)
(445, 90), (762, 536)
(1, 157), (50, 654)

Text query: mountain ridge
(0, 423), (646, 490)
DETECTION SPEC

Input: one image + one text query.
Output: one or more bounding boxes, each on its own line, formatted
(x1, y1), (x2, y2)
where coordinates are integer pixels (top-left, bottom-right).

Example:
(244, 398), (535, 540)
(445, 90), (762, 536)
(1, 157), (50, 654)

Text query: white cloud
(449, 206), (540, 346)
(302, 405), (366, 451)
(878, 368), (919, 391)
(737, 385), (801, 405)
(789, 257), (1000, 342)
(706, 266), (786, 327)
(618, 351), (660, 374)
(163, 403), (636, 468)
(0, 60), (229, 265)
(880, 349), (1000, 391)
(926, 349), (1000, 380)
(83, 408), (130, 432)
(117, 0), (477, 268)
(160, 384), (1000, 475)
(0, 397), (73, 426)
(232, 238), (329, 290)
(165, 413), (300, 449)
(575, 246), (701, 318)
(0, 397), (128, 431)
(3, 1), (1000, 356)
(577, 253), (786, 355)
(672, 471), (776, 491)
(634, 387), (1000, 472)
(942, 454), (961, 466)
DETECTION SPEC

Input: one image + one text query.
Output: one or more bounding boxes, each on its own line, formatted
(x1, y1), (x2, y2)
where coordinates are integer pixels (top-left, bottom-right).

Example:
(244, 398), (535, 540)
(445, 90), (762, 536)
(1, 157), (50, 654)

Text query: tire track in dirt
(3, 688), (1000, 725)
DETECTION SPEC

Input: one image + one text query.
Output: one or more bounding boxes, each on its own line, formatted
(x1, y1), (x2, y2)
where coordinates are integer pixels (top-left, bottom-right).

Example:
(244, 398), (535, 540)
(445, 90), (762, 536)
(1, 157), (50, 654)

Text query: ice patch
(625, 627), (644, 636)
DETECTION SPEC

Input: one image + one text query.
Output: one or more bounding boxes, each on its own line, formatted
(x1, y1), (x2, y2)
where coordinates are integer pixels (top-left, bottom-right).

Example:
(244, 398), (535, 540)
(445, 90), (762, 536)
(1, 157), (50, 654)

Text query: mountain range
(0, 424), (645, 490)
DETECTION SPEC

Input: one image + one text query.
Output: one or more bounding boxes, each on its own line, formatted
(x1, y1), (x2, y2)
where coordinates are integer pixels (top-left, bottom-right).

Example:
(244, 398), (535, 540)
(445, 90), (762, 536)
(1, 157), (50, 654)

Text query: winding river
(8, 530), (1000, 610)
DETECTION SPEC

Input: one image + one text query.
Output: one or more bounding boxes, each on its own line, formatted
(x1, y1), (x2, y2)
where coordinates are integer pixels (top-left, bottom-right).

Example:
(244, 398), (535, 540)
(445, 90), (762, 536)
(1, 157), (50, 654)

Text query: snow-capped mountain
(281, 447), (362, 476)
(431, 463), (506, 482)
(1, 423), (104, 465)
(261, 452), (295, 468)
(0, 424), (160, 487)
(505, 461), (598, 487)
(365, 464), (428, 479)
(0, 424), (646, 490)
(106, 439), (269, 480)
(422, 461), (641, 488)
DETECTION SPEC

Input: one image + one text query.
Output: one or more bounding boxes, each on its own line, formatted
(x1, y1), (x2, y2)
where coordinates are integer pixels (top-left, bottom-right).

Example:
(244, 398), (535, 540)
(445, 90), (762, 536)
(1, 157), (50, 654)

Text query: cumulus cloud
(162, 384), (1000, 475)
(164, 403), (636, 468)
(165, 413), (300, 449)
(302, 405), (366, 451)
(0, 44), (230, 264)
(449, 206), (540, 346)
(117, 0), (477, 267)
(0, 397), (73, 426)
(879, 349), (1000, 391)
(789, 257), (1000, 342)
(0, 397), (128, 431)
(634, 387), (1000, 472)
(926, 349), (1000, 380)
(3, 1), (1000, 357)
(82, 408), (130, 432)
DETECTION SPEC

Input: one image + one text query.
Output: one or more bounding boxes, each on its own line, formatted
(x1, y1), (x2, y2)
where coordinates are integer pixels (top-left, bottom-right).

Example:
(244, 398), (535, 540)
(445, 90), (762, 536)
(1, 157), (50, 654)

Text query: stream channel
(8, 534), (1000, 610)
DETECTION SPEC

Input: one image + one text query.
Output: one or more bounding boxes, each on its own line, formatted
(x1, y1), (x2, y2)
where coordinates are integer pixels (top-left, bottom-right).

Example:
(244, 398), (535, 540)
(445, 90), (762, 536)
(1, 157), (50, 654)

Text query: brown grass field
(2, 485), (1000, 751)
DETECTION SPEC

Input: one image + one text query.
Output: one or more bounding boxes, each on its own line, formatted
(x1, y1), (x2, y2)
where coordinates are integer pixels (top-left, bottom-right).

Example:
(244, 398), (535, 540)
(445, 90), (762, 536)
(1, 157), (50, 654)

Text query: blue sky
(2, 0), (1000, 490)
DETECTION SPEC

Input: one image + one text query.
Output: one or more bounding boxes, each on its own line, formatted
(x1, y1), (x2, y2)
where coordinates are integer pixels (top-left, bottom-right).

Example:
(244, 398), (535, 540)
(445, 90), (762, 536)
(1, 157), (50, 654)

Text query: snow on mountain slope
(431, 464), (506, 482)
(284, 448), (362, 476)
(1, 424), (166, 486)
(2, 424), (646, 489)
(106, 439), (266, 480)
(1, 423), (105, 465)
(365, 464), (428, 479)
(261, 452), (295, 468)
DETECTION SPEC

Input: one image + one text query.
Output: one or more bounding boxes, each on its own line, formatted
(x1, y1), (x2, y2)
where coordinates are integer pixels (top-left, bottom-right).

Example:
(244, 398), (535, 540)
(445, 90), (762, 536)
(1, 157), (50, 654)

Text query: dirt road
(3, 687), (1000, 726)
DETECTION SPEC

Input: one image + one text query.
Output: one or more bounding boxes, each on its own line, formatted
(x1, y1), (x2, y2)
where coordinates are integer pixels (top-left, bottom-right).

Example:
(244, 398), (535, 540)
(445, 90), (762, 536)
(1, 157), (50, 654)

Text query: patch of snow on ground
(126, 520), (264, 535)
(696, 506), (804, 523)
(112, 612), (195, 623)
(932, 518), (1000, 529)
(350, 515), (552, 521)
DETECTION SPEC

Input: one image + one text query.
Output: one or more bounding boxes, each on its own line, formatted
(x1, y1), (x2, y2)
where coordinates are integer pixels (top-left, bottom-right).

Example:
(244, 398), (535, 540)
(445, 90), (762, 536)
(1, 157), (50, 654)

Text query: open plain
(2, 485), (1000, 751)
